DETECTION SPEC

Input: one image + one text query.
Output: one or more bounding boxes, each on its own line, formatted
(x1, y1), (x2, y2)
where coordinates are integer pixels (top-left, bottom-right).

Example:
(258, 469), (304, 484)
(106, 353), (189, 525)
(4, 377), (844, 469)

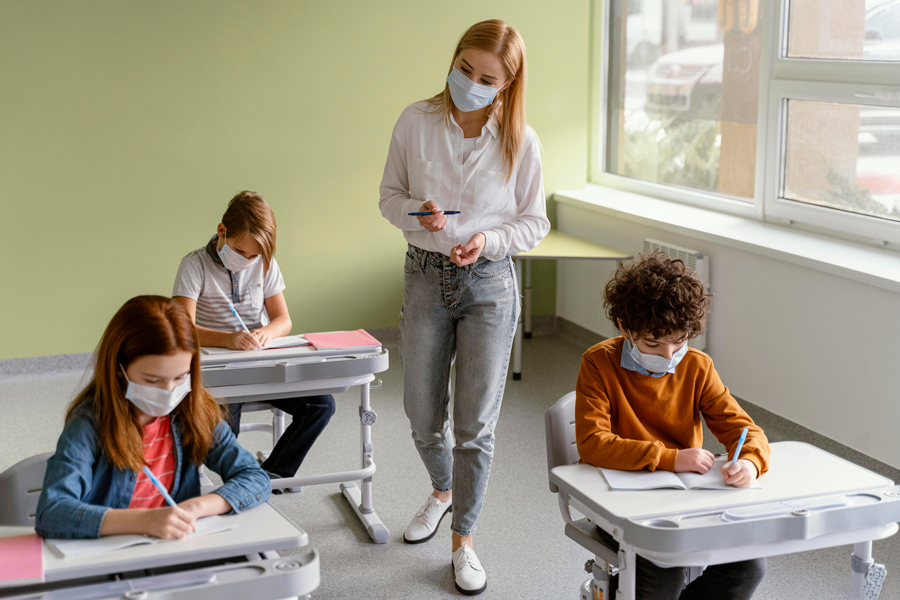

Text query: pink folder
(0, 534), (44, 587)
(304, 329), (381, 350)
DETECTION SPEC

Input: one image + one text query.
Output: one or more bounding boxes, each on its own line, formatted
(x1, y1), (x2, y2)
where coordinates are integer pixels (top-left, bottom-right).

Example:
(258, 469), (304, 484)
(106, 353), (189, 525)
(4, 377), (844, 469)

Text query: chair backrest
(545, 391), (580, 493)
(0, 452), (53, 527)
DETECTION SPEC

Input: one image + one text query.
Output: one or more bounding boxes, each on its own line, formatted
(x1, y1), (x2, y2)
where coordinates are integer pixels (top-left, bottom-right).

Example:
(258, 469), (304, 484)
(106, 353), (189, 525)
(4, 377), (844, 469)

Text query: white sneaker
(403, 494), (452, 544)
(452, 542), (487, 596)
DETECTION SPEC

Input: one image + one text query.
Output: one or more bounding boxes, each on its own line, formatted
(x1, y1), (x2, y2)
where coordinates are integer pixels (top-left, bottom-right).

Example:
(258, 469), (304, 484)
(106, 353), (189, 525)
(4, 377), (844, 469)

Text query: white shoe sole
(452, 563), (487, 596)
(402, 504), (452, 544)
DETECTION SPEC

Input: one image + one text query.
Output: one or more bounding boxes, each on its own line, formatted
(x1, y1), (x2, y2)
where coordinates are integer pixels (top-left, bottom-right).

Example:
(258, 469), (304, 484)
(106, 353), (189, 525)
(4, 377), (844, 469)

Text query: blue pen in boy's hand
(408, 211), (462, 216)
(228, 302), (261, 350)
(730, 427), (749, 466)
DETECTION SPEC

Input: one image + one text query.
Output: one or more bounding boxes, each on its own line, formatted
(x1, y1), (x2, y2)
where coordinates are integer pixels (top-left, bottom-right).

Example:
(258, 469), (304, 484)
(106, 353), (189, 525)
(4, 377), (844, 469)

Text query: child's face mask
(217, 231), (259, 272)
(628, 336), (688, 374)
(121, 366), (191, 417)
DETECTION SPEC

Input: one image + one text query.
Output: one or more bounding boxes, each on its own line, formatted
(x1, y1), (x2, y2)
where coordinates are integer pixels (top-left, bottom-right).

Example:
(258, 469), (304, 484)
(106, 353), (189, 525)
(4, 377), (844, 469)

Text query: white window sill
(554, 184), (900, 295)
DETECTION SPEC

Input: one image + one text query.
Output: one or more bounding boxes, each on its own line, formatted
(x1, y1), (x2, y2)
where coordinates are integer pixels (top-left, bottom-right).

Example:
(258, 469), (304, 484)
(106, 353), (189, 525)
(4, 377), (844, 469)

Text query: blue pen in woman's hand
(730, 427), (749, 465)
(409, 211), (462, 216)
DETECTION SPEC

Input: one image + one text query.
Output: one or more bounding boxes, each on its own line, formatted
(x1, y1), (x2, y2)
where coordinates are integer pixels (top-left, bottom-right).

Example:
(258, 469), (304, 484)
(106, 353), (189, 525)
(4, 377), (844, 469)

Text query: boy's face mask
(628, 336), (689, 374)
(217, 231), (259, 272)
(121, 366), (191, 417)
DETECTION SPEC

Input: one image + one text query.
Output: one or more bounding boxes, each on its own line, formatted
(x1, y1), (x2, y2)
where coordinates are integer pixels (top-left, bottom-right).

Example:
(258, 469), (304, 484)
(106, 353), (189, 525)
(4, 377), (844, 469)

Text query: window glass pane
(783, 100), (900, 222)
(788, 0), (900, 61)
(606, 0), (760, 201)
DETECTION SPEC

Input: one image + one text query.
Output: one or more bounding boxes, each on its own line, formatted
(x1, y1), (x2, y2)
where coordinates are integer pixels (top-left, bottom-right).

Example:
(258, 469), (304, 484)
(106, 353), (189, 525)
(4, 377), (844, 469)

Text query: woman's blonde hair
(427, 19), (528, 180)
(221, 191), (277, 273)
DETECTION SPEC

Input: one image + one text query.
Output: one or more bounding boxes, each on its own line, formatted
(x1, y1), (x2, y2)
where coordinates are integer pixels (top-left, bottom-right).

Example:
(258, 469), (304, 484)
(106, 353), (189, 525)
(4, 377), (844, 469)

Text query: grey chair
(545, 392), (703, 598)
(0, 452), (53, 527)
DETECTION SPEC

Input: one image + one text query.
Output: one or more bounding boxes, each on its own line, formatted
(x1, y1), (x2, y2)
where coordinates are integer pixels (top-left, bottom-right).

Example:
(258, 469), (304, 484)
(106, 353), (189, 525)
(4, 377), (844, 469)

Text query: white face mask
(217, 232), (259, 272)
(121, 367), (191, 418)
(628, 336), (688, 374)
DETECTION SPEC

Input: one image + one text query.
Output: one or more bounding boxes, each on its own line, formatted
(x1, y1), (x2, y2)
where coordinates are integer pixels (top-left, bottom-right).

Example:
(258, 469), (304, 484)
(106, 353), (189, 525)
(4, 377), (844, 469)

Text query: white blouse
(378, 101), (550, 261)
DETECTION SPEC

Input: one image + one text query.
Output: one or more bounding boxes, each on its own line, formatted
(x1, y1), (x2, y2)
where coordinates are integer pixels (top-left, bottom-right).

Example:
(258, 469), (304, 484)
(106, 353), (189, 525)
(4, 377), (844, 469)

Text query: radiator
(642, 239), (710, 352)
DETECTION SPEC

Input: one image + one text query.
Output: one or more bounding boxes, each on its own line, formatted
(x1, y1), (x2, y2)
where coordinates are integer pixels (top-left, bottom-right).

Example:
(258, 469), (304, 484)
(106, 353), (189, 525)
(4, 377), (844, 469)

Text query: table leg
(273, 409), (286, 446)
(512, 258), (524, 380)
(617, 542), (637, 600)
(524, 258), (533, 339)
(848, 540), (886, 599)
(340, 381), (390, 544)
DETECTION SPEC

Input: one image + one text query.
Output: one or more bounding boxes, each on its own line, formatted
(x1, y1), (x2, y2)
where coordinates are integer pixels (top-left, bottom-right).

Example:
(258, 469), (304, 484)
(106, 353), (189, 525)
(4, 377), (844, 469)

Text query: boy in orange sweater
(575, 253), (769, 600)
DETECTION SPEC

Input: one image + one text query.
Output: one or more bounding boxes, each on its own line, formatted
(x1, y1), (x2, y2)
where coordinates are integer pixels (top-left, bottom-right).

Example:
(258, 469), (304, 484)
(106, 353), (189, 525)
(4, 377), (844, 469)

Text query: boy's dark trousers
(595, 526), (766, 599)
(226, 395), (336, 477)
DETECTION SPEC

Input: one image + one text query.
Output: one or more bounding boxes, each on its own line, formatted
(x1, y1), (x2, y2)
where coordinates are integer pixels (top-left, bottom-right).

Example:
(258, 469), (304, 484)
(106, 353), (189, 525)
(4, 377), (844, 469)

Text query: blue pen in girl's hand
(142, 466), (178, 508)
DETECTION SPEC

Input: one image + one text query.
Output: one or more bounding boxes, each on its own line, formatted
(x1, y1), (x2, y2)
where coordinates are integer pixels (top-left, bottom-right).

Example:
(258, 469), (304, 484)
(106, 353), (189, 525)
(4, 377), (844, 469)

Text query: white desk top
(0, 502), (306, 583)
(551, 441), (893, 522)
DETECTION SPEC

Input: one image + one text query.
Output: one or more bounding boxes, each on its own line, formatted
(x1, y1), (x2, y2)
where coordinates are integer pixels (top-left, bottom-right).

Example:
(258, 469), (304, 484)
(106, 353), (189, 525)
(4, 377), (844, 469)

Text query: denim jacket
(36, 400), (271, 539)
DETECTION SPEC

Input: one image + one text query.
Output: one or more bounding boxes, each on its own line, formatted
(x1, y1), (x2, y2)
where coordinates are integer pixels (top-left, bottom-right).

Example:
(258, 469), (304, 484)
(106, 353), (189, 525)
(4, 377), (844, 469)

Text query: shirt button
(256, 494), (261, 500)
(233, 283), (237, 287)
(239, 503), (245, 510)
(131, 475), (136, 481)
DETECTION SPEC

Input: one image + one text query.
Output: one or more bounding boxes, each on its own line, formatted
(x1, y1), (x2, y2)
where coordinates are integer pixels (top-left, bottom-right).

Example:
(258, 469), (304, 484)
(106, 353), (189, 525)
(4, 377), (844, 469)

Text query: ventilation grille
(643, 239), (703, 270)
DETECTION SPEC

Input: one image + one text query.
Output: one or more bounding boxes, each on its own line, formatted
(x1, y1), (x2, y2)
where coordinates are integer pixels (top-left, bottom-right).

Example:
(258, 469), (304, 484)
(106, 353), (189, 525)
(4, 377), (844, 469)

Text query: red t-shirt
(129, 415), (176, 509)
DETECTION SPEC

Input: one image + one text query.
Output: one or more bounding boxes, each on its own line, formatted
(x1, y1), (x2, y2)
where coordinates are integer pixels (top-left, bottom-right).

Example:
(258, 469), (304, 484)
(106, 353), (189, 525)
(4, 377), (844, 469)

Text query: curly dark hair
(603, 252), (711, 340)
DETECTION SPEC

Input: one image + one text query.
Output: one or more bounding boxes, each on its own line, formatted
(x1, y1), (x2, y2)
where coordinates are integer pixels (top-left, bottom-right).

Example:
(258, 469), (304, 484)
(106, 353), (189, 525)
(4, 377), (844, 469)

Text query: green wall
(0, 1), (589, 360)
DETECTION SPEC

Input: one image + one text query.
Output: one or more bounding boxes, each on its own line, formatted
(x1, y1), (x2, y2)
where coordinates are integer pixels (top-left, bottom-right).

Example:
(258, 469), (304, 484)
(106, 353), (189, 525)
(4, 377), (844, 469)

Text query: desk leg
(848, 541), (886, 599)
(512, 258), (524, 380)
(273, 409), (286, 446)
(524, 258), (533, 339)
(617, 542), (637, 600)
(340, 381), (390, 544)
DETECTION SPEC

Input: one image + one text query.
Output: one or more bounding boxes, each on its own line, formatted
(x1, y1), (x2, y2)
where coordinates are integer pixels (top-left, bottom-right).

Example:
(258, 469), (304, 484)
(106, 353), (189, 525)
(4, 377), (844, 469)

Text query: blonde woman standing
(379, 19), (549, 596)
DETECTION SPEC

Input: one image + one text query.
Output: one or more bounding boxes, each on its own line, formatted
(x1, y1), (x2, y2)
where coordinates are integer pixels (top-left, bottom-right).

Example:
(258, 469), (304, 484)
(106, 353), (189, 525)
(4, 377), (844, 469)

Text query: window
(593, 0), (900, 246)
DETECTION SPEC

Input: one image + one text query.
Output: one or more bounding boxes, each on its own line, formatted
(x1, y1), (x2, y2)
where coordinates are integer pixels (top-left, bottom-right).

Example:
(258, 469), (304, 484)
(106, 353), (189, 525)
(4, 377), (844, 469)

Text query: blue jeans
(596, 527), (766, 599)
(227, 395), (335, 478)
(399, 244), (519, 536)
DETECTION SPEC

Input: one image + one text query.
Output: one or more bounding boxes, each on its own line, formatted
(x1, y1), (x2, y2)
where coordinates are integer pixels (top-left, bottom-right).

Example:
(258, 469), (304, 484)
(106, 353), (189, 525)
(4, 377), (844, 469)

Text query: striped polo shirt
(173, 235), (285, 332)
(129, 415), (176, 509)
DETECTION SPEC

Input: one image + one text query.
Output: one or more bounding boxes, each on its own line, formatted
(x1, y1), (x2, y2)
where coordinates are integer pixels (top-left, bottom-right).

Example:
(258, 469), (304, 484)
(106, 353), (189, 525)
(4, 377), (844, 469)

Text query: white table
(551, 441), (900, 599)
(0, 503), (318, 599)
(512, 230), (630, 379)
(201, 345), (391, 544)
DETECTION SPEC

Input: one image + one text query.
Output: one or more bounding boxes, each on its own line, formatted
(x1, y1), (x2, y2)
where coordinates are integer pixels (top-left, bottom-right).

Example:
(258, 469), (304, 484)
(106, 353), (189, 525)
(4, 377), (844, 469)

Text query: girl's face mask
(121, 366), (191, 417)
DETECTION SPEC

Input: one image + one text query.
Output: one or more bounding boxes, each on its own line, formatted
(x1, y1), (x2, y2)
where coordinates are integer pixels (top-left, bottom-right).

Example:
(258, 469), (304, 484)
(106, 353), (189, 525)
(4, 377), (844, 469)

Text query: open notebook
(46, 515), (235, 559)
(201, 335), (311, 355)
(600, 458), (762, 491)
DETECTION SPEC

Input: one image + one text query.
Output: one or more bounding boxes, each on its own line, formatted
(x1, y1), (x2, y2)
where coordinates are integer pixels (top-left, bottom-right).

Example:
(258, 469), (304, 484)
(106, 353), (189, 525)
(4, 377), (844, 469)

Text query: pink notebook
(0, 534), (44, 588)
(304, 329), (381, 350)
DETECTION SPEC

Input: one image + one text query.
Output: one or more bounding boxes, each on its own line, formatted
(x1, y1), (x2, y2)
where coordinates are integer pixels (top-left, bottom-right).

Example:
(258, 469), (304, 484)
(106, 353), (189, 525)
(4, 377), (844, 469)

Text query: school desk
(551, 441), (900, 600)
(0, 502), (318, 599)
(201, 344), (391, 544)
(513, 230), (630, 379)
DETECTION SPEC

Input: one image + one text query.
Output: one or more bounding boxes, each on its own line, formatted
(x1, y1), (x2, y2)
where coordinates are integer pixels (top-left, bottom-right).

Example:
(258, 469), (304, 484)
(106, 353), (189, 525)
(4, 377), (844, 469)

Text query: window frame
(590, 0), (900, 248)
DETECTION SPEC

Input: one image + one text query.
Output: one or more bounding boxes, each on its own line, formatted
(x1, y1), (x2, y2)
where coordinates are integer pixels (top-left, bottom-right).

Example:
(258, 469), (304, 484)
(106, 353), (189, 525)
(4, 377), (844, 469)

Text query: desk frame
(551, 442), (900, 600)
(204, 352), (390, 544)
(512, 231), (630, 380)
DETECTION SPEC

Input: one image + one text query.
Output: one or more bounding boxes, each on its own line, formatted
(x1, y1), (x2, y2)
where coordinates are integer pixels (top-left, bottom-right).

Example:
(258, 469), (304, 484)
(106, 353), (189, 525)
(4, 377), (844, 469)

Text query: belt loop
(419, 248), (428, 269)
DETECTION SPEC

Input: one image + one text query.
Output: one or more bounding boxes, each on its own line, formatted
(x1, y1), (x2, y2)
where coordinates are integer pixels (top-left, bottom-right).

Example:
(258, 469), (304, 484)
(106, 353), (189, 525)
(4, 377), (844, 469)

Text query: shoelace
(455, 545), (482, 572)
(415, 497), (443, 523)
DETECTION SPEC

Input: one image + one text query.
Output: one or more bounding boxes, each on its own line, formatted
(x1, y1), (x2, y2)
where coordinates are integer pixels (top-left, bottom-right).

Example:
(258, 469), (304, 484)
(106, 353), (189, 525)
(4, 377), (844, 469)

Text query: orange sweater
(575, 337), (770, 475)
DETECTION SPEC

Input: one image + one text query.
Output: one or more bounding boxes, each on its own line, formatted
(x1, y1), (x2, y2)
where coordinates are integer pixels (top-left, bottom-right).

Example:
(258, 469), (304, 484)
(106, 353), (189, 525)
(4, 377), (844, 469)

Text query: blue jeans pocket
(404, 249), (422, 274)
(469, 257), (511, 279)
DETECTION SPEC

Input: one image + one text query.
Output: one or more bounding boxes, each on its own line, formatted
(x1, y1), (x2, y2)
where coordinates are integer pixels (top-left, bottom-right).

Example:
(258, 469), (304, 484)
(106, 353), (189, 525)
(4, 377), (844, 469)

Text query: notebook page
(599, 468), (686, 490)
(48, 515), (236, 558)
(677, 458), (762, 490)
